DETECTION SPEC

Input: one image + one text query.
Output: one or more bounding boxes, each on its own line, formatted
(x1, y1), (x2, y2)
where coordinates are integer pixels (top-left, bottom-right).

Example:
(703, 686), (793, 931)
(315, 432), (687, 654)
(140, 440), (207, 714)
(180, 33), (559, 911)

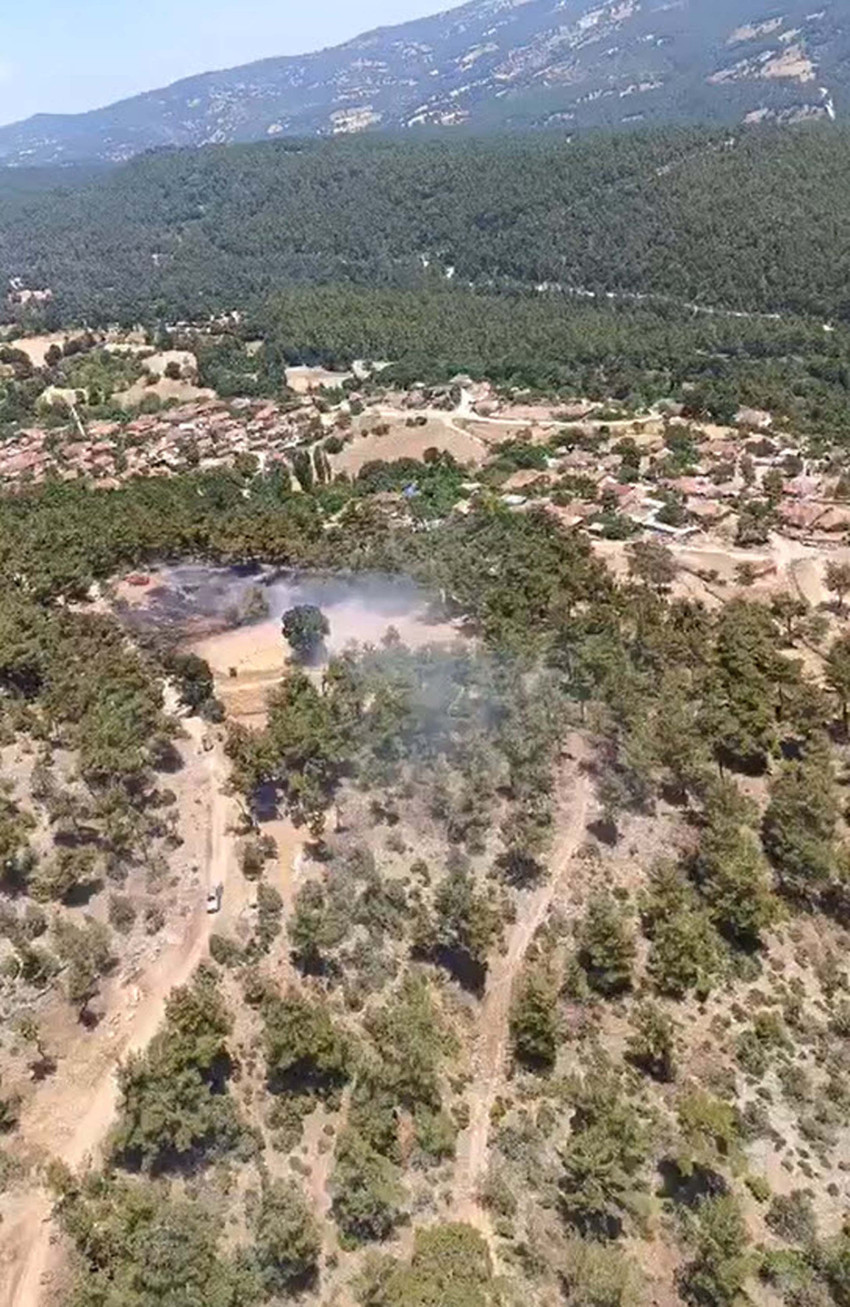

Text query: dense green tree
(0, 1077), (19, 1133)
(577, 893), (635, 997)
(281, 604), (329, 664)
(357, 1222), (502, 1307)
(53, 915), (114, 1019)
(703, 600), (784, 770)
(167, 652), (215, 713)
(627, 1001), (676, 1082)
(331, 1128), (406, 1244)
(678, 1194), (750, 1307)
(642, 863), (721, 998)
(0, 781), (36, 891)
(30, 846), (98, 904)
(262, 989), (349, 1097)
(826, 632), (850, 729)
(365, 974), (454, 1114)
(253, 1179), (320, 1294)
(109, 969), (242, 1171)
(510, 963), (558, 1070)
(696, 784), (776, 946)
(559, 1060), (652, 1238)
(762, 745), (839, 900)
(56, 1174), (251, 1307)
(674, 1086), (742, 1181)
(770, 591), (809, 645)
(826, 561), (850, 614)
(626, 540), (677, 592)
(288, 880), (337, 973)
(424, 865), (499, 991)
(560, 1239), (644, 1307)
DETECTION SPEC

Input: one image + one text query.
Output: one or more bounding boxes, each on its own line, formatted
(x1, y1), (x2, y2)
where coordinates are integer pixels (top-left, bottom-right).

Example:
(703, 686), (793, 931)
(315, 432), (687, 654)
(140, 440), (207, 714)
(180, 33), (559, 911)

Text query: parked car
(206, 884), (223, 914)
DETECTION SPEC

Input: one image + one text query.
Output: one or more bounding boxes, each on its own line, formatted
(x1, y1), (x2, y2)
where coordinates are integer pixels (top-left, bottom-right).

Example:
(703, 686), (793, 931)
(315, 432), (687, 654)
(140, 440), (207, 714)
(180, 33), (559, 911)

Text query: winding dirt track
(0, 721), (237, 1307)
(452, 758), (591, 1243)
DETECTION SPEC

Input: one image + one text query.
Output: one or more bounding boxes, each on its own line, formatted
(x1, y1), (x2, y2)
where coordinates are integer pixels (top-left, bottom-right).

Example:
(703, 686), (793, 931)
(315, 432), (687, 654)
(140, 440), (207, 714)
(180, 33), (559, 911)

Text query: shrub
(627, 1002), (676, 1081)
(766, 1190), (817, 1246)
(679, 1194), (750, 1307)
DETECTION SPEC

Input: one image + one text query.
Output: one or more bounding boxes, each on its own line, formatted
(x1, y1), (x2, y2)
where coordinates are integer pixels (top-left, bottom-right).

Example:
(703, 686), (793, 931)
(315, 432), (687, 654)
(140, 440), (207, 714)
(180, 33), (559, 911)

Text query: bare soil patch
(116, 375), (214, 410)
(286, 366), (352, 394)
(193, 604), (463, 725)
(10, 334), (72, 368)
(333, 417), (486, 475)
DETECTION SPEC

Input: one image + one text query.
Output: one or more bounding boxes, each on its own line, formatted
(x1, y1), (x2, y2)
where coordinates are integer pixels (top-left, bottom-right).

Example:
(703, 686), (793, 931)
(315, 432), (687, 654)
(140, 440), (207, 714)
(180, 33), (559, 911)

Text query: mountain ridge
(0, 0), (848, 166)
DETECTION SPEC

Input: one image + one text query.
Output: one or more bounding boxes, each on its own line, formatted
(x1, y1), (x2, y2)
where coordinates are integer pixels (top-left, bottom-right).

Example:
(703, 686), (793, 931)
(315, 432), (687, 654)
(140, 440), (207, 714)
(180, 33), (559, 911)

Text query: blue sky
(0, 0), (444, 126)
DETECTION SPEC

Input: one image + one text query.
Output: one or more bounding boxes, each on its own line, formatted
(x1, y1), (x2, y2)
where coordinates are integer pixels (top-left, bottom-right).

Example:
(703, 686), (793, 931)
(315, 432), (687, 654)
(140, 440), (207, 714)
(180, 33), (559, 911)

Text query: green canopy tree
(357, 1223), (504, 1307)
(577, 893), (635, 997)
(282, 604), (329, 664)
(509, 963), (558, 1070)
(263, 989), (349, 1097)
(696, 782), (776, 946)
(678, 1194), (750, 1307)
(55, 1174), (251, 1307)
(702, 599), (785, 771)
(826, 560), (850, 614)
(559, 1059), (653, 1238)
(826, 632), (850, 729)
(331, 1128), (406, 1244)
(253, 1180), (320, 1294)
(762, 745), (839, 900)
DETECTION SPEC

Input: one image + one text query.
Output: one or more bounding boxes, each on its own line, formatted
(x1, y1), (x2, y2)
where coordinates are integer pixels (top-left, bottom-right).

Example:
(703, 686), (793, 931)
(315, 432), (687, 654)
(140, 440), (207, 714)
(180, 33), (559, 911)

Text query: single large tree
(282, 604), (329, 664)
(826, 560), (850, 615)
(762, 744), (839, 900)
(826, 632), (850, 729)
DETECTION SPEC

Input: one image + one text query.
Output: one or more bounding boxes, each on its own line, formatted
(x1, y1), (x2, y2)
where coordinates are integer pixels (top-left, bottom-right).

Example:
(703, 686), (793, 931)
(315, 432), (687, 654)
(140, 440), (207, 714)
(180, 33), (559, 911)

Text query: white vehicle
(206, 884), (223, 914)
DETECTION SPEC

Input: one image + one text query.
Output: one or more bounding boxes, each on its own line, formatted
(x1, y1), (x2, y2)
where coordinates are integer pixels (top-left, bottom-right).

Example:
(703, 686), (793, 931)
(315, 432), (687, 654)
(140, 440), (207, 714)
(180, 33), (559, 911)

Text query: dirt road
(452, 760), (592, 1243)
(0, 720), (237, 1307)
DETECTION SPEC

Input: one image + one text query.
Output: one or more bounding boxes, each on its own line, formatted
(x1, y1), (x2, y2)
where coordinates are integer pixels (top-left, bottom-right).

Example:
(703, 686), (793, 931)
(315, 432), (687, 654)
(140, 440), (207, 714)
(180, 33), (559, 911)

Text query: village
(2, 341), (850, 578)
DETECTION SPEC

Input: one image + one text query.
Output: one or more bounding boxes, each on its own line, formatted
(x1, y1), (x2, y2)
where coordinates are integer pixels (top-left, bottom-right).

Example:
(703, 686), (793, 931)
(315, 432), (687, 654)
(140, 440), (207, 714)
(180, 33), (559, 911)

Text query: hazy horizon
(0, 0), (448, 128)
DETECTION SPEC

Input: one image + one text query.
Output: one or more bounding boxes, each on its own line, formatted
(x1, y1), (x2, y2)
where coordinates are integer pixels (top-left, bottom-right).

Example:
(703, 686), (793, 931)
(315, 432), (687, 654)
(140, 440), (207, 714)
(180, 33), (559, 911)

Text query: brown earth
(332, 417), (487, 476)
(0, 717), (264, 1307)
(452, 746), (593, 1250)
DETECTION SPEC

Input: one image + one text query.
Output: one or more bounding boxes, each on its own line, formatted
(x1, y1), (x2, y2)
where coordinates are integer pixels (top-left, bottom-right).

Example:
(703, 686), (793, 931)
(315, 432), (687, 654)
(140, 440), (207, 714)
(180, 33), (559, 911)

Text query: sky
(0, 0), (445, 127)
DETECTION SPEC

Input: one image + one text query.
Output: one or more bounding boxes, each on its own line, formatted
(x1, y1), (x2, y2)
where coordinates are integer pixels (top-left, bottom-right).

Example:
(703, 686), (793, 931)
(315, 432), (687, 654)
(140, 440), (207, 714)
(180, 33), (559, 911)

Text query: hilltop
(0, 0), (846, 166)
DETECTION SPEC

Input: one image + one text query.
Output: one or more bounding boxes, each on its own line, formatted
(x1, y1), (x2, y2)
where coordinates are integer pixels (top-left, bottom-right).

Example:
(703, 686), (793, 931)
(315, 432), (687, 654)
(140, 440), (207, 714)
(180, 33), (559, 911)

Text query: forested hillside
(8, 463), (850, 1306)
(2, 127), (850, 327)
(0, 0), (844, 164)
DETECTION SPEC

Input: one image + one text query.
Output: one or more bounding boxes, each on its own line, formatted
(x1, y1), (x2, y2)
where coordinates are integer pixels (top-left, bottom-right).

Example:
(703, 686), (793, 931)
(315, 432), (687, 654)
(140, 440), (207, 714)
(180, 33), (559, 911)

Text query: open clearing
(332, 415), (488, 476)
(193, 592), (463, 724)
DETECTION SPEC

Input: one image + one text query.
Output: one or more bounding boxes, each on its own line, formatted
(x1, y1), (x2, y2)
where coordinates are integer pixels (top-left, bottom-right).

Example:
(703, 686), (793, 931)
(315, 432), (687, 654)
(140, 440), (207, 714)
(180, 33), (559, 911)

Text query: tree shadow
(715, 747), (768, 777)
(494, 849), (547, 889)
(62, 878), (104, 908)
(53, 827), (101, 849)
(587, 817), (618, 847)
(153, 739), (185, 774)
(252, 782), (280, 824)
(29, 1055), (58, 1082)
(435, 946), (487, 997)
(657, 1159), (727, 1208)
